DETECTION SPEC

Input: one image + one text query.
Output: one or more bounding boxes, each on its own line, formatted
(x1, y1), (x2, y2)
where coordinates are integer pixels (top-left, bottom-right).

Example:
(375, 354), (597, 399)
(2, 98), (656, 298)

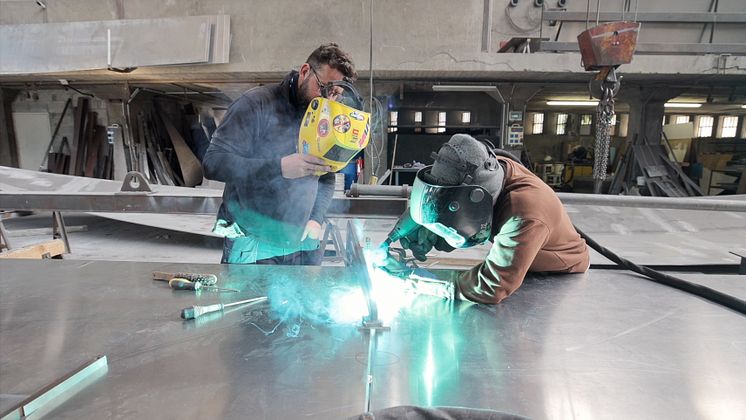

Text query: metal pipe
(558, 193), (746, 212)
(350, 184), (746, 212)
(350, 183), (412, 197)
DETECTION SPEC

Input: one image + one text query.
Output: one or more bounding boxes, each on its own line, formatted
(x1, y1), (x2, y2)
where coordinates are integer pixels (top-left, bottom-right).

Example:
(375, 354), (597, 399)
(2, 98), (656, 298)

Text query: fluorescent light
(664, 102), (702, 108)
(432, 85), (497, 92)
(741, 104), (746, 109)
(546, 100), (599, 106)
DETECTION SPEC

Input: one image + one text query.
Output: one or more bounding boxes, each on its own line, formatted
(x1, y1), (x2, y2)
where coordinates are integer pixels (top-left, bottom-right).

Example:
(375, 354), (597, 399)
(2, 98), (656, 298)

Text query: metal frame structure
(541, 10), (746, 55)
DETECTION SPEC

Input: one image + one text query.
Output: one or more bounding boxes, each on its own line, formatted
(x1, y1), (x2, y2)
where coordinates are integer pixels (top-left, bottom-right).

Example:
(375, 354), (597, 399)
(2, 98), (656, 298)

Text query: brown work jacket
(457, 157), (589, 304)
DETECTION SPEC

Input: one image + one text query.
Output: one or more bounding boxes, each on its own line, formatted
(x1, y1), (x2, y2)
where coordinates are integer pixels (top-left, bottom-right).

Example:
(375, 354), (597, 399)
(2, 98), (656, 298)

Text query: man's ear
(298, 63), (311, 82)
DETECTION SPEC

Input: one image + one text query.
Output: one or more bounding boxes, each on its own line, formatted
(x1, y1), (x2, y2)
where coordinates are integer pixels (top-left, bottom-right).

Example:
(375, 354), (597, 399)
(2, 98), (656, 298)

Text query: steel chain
(593, 85), (616, 181)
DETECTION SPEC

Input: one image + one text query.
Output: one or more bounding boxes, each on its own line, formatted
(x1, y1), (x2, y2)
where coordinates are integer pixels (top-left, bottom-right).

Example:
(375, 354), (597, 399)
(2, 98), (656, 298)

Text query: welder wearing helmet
(396, 133), (589, 304)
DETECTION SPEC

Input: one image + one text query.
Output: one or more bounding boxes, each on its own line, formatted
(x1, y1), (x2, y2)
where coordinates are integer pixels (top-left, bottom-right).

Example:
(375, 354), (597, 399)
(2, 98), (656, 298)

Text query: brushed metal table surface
(1, 260), (745, 419)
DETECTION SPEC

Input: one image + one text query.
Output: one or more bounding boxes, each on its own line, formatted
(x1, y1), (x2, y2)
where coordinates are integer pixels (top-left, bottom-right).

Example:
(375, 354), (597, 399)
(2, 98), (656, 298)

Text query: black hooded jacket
(202, 71), (335, 247)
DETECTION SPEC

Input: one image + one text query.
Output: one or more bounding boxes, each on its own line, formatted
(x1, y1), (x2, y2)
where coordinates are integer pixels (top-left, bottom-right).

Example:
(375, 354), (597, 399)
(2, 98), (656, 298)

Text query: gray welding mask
(410, 168), (495, 248)
(408, 134), (504, 248)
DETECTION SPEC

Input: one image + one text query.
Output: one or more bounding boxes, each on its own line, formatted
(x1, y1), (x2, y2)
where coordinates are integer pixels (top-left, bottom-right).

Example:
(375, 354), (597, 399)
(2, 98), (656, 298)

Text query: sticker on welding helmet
(359, 122), (370, 146)
(311, 99), (319, 110)
(303, 112), (312, 127)
(349, 111), (365, 121)
(302, 141), (309, 154)
(317, 119), (330, 137)
(333, 115), (351, 134)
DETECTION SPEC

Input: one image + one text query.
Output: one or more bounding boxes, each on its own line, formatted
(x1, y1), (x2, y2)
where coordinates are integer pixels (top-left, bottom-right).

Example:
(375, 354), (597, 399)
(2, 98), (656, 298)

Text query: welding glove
(399, 226), (438, 261)
(400, 227), (455, 261)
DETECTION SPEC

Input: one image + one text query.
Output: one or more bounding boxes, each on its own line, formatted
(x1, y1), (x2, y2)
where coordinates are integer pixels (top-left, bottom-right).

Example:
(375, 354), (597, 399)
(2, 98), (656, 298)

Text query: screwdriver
(168, 278), (239, 293)
(180, 296), (268, 320)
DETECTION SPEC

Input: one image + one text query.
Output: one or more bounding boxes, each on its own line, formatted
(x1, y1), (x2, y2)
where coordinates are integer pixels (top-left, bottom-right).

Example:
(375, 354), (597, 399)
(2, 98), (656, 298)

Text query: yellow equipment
(298, 97), (371, 172)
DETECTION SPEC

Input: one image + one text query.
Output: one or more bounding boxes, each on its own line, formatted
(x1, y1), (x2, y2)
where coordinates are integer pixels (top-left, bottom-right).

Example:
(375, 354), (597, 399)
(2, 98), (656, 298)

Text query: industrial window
(609, 114), (617, 136)
(719, 115), (738, 138)
(556, 113), (568, 135)
(696, 115), (714, 138)
(579, 114), (592, 135)
(674, 115), (690, 124)
(530, 112), (544, 135)
(414, 111), (422, 133)
(437, 111), (446, 133)
(618, 114), (629, 137)
(461, 111), (471, 124)
(388, 111), (398, 133)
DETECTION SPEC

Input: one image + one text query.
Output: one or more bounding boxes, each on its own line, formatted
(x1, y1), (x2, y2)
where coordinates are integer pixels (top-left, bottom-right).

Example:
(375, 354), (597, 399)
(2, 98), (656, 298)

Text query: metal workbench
(1, 259), (744, 419)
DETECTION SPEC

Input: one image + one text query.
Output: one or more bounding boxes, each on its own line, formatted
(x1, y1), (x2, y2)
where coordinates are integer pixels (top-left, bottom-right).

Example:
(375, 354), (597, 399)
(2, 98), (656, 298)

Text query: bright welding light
(368, 246), (389, 265)
(363, 249), (417, 322)
(328, 288), (368, 324)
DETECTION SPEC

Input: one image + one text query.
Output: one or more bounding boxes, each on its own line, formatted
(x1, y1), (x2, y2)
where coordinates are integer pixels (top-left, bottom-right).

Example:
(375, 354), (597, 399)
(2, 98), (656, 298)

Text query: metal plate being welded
(1, 260), (745, 419)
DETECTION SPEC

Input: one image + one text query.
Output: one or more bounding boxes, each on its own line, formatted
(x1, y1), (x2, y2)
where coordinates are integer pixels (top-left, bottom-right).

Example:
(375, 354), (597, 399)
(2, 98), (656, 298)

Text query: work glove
(399, 226), (438, 261)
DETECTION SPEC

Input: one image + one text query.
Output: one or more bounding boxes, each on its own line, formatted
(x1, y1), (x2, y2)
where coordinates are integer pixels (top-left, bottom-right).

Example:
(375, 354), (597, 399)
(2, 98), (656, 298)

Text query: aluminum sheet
(0, 15), (230, 74)
(1, 260), (744, 419)
(0, 166), (407, 217)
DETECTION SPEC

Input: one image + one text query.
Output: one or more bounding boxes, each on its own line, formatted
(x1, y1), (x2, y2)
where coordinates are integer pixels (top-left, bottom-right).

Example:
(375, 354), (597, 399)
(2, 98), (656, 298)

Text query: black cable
(64, 85), (94, 98)
(576, 226), (746, 316)
(491, 146), (746, 315)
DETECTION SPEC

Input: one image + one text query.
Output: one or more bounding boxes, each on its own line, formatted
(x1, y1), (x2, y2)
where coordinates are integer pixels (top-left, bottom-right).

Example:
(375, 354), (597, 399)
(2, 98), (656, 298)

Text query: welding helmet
(298, 81), (371, 173)
(409, 134), (504, 248)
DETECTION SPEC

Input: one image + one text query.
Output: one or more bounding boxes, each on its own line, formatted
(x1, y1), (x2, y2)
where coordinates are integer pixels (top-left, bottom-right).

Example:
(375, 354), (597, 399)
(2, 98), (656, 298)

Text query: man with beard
(203, 43), (357, 265)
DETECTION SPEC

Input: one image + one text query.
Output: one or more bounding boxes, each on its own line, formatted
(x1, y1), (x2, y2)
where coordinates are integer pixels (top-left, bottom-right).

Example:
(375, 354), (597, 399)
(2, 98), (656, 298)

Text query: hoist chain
(593, 76), (617, 183)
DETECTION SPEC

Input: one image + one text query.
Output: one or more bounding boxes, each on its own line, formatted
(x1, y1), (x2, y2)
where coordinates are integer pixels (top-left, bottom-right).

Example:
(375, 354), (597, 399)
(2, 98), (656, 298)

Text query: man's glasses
(309, 66), (344, 100)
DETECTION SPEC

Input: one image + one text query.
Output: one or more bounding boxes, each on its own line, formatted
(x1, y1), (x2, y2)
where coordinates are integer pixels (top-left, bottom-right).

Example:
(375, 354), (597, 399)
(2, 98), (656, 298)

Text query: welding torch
(380, 210), (420, 253)
(376, 211), (457, 299)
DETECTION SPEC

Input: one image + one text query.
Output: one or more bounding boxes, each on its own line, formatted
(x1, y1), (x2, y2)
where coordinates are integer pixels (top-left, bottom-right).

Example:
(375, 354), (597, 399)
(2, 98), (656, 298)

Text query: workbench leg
(52, 211), (71, 255)
(0, 219), (12, 251)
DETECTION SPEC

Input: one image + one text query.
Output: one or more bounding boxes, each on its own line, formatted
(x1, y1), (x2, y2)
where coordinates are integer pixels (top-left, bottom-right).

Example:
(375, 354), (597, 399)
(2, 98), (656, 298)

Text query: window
(556, 113), (568, 135)
(461, 111), (471, 124)
(720, 116), (738, 138)
(696, 115), (714, 138)
(580, 114), (592, 135)
(530, 112), (544, 135)
(618, 114), (629, 137)
(437, 111), (446, 133)
(414, 111), (422, 133)
(674, 115), (690, 124)
(388, 111), (398, 133)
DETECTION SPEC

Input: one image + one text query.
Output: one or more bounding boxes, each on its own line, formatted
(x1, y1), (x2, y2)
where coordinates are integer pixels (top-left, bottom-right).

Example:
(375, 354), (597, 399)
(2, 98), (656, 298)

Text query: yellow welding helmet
(298, 96), (371, 172)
